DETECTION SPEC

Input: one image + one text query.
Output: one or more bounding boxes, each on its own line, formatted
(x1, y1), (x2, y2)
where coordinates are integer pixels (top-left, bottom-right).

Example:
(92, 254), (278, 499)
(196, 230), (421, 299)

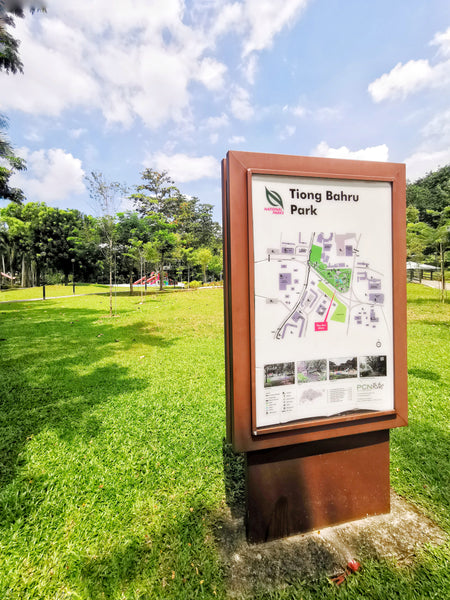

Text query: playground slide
(146, 273), (159, 285)
(133, 272), (170, 286)
(1, 272), (15, 280)
(133, 276), (147, 285)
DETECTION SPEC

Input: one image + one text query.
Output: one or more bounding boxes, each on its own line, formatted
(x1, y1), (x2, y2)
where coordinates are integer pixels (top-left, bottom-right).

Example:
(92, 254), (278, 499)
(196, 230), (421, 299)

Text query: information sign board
(252, 175), (394, 428)
(223, 151), (407, 452)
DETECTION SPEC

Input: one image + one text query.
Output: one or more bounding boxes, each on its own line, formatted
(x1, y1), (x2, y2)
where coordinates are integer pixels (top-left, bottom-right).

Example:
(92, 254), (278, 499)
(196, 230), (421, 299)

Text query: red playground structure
(133, 272), (169, 286)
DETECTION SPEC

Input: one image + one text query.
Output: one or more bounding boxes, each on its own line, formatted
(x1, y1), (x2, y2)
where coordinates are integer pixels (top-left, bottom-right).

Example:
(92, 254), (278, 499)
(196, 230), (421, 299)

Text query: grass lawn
(0, 283), (112, 302)
(0, 285), (449, 599)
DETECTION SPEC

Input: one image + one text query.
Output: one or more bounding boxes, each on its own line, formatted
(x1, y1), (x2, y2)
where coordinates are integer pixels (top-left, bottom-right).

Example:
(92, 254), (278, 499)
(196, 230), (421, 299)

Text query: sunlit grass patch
(0, 285), (449, 599)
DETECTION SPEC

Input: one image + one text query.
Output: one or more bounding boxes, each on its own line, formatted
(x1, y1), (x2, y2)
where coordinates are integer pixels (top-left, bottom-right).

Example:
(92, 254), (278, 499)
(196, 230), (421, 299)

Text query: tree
(130, 169), (181, 218)
(406, 165), (450, 300)
(1, 2), (46, 203)
(431, 211), (450, 303)
(123, 238), (145, 297)
(207, 250), (223, 281)
(85, 171), (127, 316)
(194, 247), (213, 283)
(115, 211), (154, 286)
(0, 144), (26, 203)
(0, 205), (28, 282)
(144, 220), (179, 291)
(67, 213), (103, 284)
(130, 169), (222, 251)
(406, 221), (433, 263)
(0, 201), (88, 287)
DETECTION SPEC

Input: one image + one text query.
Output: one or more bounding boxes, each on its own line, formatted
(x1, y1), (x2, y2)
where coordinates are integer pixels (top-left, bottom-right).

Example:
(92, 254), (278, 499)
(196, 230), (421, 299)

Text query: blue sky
(1, 0), (450, 222)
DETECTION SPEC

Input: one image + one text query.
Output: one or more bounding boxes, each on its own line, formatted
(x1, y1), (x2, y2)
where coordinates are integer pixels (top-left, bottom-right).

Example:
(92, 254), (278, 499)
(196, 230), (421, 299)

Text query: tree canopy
(0, 2), (46, 203)
(1, 169), (222, 288)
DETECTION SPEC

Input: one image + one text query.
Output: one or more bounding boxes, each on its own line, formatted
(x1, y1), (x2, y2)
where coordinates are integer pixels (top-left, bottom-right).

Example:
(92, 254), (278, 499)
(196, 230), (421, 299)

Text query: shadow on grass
(75, 500), (224, 599)
(417, 319), (450, 329)
(0, 302), (178, 489)
(77, 538), (160, 599)
(222, 439), (246, 518)
(407, 295), (449, 306)
(408, 368), (441, 382)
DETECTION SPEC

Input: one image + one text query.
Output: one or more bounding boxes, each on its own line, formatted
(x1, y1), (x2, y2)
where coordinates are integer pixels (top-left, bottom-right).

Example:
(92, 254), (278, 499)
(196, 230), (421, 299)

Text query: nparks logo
(264, 187), (284, 215)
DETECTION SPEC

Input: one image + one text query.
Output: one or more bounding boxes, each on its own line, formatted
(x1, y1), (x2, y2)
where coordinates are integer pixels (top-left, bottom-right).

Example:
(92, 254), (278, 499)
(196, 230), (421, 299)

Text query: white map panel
(252, 174), (394, 429)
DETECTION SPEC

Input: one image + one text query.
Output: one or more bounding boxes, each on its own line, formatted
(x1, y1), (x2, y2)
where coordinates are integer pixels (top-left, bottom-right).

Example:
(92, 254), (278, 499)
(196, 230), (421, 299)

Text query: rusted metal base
(246, 430), (390, 543)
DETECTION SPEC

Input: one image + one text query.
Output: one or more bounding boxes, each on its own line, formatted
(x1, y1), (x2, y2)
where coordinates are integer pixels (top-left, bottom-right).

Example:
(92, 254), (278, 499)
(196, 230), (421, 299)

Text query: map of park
(260, 232), (386, 340)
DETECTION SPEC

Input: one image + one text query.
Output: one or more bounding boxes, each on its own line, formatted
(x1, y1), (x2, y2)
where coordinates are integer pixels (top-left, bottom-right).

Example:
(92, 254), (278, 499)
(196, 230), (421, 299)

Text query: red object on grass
(347, 559), (361, 572)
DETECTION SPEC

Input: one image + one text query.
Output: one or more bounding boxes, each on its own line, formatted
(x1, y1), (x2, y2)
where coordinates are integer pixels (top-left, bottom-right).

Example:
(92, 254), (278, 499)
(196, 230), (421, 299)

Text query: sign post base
(246, 430), (390, 543)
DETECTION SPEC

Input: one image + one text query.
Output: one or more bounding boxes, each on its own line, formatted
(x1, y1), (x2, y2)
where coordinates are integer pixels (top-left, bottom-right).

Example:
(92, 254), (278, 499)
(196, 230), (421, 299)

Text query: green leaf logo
(265, 187), (283, 209)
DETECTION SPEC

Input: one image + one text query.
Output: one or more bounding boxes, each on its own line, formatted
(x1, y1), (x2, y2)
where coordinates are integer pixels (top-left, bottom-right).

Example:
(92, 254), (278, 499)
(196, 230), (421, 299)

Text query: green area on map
(317, 281), (347, 323)
(310, 245), (352, 293)
(310, 244), (322, 263)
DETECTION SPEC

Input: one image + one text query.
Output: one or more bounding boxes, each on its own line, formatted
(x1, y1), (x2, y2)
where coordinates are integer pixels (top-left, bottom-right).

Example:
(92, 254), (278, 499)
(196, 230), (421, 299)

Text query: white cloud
(228, 135), (246, 144)
(230, 86), (254, 120)
(11, 148), (85, 203)
(0, 1), (223, 129)
(145, 152), (220, 182)
(211, 2), (244, 38)
(368, 27), (450, 102)
(404, 107), (450, 181)
(313, 142), (389, 162)
(0, 0), (312, 131)
(241, 0), (310, 57)
(368, 60), (437, 102)
(404, 148), (450, 182)
(242, 54), (258, 84)
(430, 26), (450, 58)
(195, 57), (227, 90)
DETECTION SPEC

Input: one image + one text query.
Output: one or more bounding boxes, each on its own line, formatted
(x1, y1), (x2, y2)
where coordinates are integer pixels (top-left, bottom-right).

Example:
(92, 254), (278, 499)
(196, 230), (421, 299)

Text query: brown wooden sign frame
(223, 150), (407, 453)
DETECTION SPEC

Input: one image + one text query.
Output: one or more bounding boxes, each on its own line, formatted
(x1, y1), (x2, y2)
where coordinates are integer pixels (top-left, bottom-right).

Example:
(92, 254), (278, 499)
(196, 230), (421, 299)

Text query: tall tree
(85, 171), (127, 316)
(194, 247), (213, 283)
(406, 164), (450, 298)
(144, 218), (179, 291)
(130, 169), (181, 218)
(0, 2), (46, 203)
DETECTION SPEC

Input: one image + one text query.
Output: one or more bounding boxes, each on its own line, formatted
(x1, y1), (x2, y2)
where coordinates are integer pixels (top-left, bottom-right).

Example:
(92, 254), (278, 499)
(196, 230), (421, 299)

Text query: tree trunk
(129, 274), (133, 296)
(159, 259), (163, 291)
(31, 260), (36, 287)
(440, 241), (446, 303)
(109, 265), (113, 317)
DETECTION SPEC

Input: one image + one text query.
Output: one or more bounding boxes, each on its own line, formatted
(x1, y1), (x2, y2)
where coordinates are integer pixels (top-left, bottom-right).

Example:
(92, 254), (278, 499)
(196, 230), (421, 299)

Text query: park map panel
(251, 174), (394, 429)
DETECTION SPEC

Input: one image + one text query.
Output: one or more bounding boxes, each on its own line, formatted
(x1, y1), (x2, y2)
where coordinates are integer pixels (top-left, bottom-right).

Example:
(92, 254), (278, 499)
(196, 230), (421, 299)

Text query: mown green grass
(0, 285), (449, 599)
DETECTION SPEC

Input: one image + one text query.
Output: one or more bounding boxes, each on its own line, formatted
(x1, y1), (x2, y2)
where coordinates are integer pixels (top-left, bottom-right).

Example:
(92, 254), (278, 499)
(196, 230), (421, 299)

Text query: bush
(189, 280), (201, 289)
